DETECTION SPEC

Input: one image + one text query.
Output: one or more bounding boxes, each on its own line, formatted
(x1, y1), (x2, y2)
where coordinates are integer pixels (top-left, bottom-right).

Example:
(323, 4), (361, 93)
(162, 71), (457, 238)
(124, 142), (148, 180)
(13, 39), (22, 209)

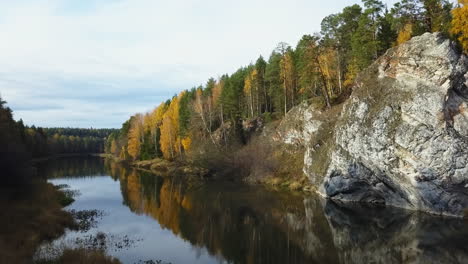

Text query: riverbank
(103, 153), (317, 195)
(0, 182), (75, 263)
(42, 156), (468, 264)
(0, 156), (123, 263)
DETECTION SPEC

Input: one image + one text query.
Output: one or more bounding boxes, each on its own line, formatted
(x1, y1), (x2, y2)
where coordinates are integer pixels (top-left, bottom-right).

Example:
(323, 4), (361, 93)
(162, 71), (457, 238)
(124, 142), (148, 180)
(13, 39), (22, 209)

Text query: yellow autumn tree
(110, 139), (118, 155)
(128, 114), (144, 160)
(451, 0), (468, 54)
(149, 103), (169, 130)
(181, 137), (192, 152)
(143, 113), (152, 134)
(344, 58), (360, 88)
(397, 23), (413, 45)
(147, 102), (168, 155)
(212, 79), (224, 107)
(317, 48), (339, 98)
(160, 95), (181, 160)
(244, 72), (254, 117)
(120, 146), (129, 160)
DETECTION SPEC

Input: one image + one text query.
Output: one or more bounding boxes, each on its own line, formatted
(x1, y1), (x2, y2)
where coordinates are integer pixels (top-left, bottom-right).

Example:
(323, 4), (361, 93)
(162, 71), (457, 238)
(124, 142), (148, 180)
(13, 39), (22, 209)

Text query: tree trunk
(284, 79), (287, 116)
(337, 53), (342, 94)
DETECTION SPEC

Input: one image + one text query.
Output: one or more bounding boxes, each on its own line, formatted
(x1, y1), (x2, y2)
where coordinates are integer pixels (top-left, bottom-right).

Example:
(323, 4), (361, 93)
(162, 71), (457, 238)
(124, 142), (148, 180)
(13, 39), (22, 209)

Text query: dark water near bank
(35, 157), (468, 264)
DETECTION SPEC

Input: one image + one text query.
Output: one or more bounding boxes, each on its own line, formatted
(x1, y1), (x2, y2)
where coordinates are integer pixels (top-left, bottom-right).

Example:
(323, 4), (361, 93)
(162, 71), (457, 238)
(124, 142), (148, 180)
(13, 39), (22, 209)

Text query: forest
(0, 98), (116, 184)
(106, 0), (468, 163)
(24, 126), (117, 158)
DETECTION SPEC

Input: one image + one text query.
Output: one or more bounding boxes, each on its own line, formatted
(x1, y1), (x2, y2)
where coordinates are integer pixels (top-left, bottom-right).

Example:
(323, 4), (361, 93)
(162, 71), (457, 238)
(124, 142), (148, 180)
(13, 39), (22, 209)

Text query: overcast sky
(0, 0), (399, 128)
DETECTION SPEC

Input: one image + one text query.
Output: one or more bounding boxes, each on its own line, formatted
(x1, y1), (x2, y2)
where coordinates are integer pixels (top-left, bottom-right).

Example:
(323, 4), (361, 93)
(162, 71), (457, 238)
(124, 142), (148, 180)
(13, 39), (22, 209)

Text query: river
(33, 156), (468, 264)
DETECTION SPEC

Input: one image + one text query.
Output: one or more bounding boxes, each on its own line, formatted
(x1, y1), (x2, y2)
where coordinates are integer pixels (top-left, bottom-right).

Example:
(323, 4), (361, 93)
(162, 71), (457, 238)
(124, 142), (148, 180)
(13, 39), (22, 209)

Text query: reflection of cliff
(112, 162), (468, 264)
(323, 201), (468, 264)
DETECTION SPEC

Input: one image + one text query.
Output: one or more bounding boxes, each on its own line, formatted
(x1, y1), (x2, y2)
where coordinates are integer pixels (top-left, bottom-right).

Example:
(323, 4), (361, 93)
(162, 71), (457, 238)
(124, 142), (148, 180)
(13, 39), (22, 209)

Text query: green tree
(255, 56), (267, 113)
(265, 51), (283, 115)
(422, 0), (453, 33)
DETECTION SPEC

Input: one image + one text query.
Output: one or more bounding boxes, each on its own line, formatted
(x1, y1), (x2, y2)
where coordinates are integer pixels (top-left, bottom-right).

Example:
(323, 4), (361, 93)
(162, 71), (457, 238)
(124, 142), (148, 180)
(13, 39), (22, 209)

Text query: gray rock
(281, 33), (468, 217)
(276, 101), (323, 146)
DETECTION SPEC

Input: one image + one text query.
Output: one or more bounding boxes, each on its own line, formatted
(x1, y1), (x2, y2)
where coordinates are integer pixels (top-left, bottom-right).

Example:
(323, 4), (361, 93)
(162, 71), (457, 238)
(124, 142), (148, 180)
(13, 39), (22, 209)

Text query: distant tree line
(0, 97), (116, 184)
(107, 0), (467, 162)
(17, 124), (117, 158)
(44, 128), (117, 138)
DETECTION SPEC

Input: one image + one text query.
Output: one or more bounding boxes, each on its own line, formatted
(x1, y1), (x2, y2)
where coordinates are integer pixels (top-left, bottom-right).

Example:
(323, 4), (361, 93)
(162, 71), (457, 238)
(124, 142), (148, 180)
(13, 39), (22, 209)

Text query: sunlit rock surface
(278, 33), (468, 217)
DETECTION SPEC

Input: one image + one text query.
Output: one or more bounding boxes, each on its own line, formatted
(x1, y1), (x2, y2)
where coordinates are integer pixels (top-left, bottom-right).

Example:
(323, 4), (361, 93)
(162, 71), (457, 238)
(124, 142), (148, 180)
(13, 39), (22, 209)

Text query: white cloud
(0, 0), (400, 127)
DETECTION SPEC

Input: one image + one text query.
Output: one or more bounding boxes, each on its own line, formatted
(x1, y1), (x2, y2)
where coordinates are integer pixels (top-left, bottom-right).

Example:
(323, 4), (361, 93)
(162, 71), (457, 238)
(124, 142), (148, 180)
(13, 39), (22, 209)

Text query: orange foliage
(451, 0), (468, 54)
(160, 93), (182, 160)
(397, 23), (413, 45)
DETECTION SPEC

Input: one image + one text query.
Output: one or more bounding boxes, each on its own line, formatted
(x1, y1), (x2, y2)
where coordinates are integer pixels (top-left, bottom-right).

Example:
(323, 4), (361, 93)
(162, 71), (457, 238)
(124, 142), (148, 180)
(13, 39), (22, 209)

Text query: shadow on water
(28, 156), (468, 264)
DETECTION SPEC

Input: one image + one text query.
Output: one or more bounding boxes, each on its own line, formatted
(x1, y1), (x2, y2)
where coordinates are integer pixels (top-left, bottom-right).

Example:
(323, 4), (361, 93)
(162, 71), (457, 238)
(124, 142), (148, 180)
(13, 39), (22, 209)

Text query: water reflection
(111, 160), (468, 264)
(38, 156), (107, 178)
(42, 157), (468, 264)
(323, 202), (468, 264)
(117, 168), (332, 263)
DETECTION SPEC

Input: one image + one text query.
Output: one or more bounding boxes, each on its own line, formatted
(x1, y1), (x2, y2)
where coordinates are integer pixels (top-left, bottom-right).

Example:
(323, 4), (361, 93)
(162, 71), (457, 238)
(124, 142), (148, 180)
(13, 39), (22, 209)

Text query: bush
(191, 136), (279, 180)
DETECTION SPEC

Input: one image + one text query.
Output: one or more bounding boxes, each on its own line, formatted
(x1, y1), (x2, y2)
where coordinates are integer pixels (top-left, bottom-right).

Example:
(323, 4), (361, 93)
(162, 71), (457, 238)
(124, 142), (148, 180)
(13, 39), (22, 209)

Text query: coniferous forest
(107, 0), (467, 163)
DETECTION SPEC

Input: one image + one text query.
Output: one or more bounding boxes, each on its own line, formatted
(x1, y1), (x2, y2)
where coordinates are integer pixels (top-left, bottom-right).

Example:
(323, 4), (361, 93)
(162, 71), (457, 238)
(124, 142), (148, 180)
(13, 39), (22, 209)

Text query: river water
(35, 156), (468, 264)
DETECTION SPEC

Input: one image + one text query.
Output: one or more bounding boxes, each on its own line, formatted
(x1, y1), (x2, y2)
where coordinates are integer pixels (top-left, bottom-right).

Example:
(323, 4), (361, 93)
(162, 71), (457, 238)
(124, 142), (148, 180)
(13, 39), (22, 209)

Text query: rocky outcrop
(279, 33), (468, 217)
(275, 102), (325, 147)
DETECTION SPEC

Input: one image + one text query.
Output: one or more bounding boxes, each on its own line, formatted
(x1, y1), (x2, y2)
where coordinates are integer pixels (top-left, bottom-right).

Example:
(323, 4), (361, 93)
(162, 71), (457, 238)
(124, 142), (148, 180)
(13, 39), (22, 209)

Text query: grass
(55, 188), (76, 207)
(0, 182), (76, 263)
(0, 181), (122, 263)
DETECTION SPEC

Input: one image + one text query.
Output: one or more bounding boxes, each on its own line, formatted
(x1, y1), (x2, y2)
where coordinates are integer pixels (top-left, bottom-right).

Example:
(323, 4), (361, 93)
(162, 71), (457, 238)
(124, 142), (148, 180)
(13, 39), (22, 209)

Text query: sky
(0, 0), (400, 128)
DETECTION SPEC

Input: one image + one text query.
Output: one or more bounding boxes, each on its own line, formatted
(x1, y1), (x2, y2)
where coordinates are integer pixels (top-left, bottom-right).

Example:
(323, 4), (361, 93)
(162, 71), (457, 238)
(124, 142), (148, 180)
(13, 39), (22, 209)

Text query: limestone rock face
(276, 102), (323, 147)
(281, 33), (468, 217)
(274, 101), (341, 187)
(323, 33), (468, 217)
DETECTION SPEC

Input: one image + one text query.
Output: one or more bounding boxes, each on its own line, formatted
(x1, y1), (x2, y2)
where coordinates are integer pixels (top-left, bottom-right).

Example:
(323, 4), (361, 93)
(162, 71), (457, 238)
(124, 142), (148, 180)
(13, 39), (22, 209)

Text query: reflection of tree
(39, 158), (468, 264)
(111, 161), (468, 264)
(38, 156), (107, 179)
(115, 164), (337, 264)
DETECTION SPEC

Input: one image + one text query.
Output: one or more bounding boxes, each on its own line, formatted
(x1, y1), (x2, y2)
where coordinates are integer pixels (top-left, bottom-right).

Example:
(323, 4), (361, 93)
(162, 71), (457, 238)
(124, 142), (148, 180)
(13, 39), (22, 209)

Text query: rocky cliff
(277, 33), (468, 217)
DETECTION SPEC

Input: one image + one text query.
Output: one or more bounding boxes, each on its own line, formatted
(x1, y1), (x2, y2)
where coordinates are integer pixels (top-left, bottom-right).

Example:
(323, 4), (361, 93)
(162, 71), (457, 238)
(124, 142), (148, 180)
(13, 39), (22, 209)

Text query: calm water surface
(35, 157), (468, 264)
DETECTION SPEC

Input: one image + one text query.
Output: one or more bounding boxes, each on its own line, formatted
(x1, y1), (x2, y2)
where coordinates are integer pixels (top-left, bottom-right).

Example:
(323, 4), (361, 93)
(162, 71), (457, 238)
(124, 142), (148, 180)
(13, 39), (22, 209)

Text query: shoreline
(0, 182), (76, 263)
(101, 155), (468, 219)
(103, 154), (317, 195)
